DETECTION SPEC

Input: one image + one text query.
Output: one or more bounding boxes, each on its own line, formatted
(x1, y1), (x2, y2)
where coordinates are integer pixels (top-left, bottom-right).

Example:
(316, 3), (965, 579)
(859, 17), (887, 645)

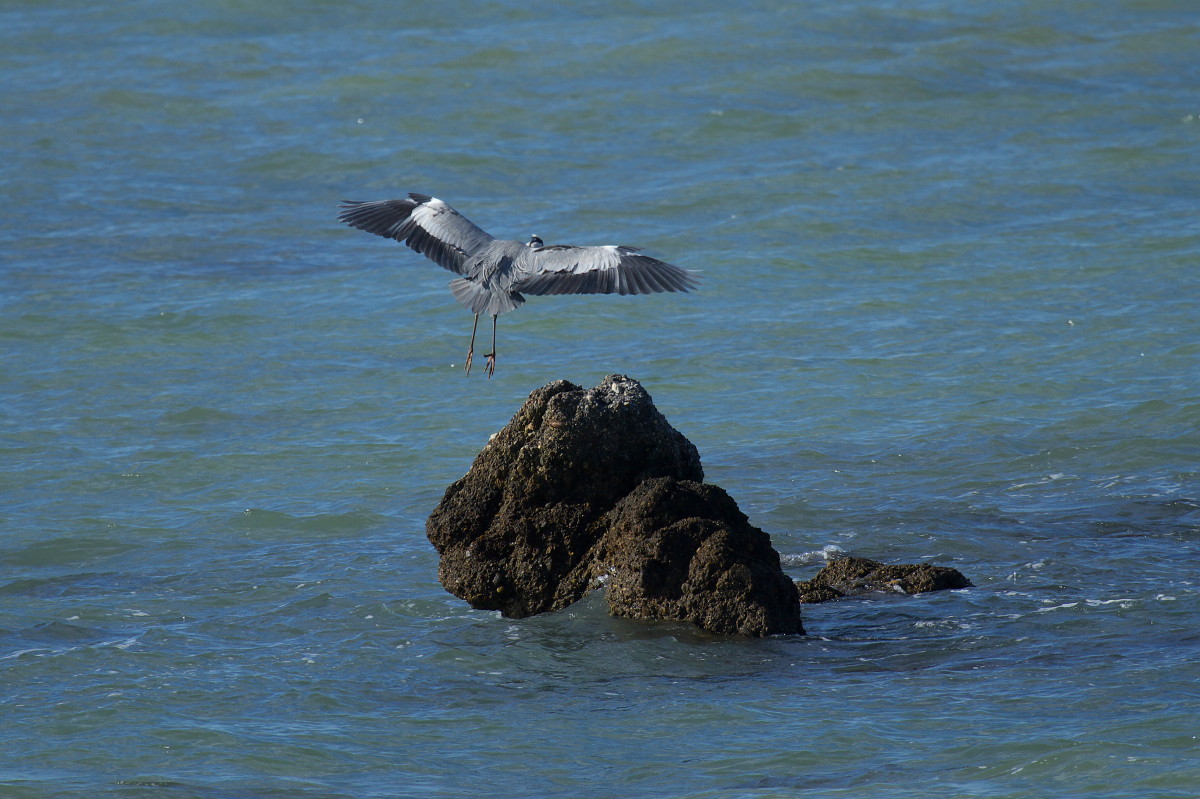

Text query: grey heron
(337, 193), (700, 377)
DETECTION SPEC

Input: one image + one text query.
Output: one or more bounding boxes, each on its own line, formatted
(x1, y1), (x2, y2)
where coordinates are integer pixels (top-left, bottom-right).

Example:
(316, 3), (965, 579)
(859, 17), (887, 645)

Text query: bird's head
(527, 234), (543, 248)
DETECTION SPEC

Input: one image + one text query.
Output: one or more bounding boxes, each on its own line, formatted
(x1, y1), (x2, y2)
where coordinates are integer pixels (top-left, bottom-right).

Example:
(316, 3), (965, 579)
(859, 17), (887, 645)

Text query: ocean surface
(3, 0), (1198, 796)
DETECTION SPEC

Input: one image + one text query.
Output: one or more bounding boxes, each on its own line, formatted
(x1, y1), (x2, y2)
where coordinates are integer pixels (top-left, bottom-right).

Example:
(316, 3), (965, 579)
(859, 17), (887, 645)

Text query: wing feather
(515, 244), (699, 297)
(337, 194), (494, 275)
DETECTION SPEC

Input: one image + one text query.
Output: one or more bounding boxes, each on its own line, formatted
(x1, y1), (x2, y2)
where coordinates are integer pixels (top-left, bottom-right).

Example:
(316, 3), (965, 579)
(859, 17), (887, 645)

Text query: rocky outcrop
(425, 375), (803, 636)
(597, 478), (803, 636)
(796, 556), (972, 603)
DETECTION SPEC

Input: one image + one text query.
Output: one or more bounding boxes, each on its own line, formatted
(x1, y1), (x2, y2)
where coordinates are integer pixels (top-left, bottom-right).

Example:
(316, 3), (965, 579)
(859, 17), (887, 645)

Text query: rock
(598, 478), (804, 636)
(425, 375), (803, 636)
(796, 556), (972, 603)
(425, 375), (702, 618)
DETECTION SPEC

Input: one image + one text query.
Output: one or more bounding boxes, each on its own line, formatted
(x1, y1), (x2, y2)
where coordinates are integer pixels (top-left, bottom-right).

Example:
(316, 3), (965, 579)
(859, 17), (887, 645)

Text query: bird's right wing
(337, 194), (494, 275)
(515, 244), (700, 296)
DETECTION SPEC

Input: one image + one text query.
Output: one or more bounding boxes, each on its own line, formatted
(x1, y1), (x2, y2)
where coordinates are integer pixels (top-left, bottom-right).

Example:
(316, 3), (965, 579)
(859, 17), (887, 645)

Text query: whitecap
(781, 544), (845, 567)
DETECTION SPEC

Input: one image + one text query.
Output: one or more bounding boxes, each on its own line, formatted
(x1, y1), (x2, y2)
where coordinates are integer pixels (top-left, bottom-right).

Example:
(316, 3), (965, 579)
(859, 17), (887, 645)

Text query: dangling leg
(484, 314), (497, 378)
(464, 313), (480, 376)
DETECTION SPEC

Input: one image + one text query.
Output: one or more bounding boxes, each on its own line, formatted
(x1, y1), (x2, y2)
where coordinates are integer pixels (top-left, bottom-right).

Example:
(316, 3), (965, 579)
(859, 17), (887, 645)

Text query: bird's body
(337, 193), (699, 377)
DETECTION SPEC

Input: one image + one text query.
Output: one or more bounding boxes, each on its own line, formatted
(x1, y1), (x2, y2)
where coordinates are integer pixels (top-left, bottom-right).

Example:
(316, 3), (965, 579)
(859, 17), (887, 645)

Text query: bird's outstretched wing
(514, 244), (700, 296)
(337, 194), (494, 275)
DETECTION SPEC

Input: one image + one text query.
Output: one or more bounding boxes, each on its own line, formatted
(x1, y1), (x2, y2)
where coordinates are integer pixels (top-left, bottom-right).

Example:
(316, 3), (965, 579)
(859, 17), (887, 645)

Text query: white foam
(1085, 598), (1136, 608)
(782, 544), (846, 567)
(1035, 601), (1079, 613)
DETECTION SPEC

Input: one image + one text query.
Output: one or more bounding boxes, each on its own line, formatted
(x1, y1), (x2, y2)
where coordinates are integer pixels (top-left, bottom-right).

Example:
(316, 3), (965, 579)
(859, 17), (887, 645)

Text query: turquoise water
(3, 1), (1199, 796)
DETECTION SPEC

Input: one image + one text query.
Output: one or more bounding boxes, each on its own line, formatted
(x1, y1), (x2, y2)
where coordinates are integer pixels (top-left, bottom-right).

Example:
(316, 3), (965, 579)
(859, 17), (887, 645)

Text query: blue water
(3, 1), (1199, 796)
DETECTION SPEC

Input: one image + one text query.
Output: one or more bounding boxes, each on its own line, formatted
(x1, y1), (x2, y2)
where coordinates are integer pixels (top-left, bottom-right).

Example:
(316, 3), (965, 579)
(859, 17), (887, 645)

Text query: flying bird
(336, 193), (699, 377)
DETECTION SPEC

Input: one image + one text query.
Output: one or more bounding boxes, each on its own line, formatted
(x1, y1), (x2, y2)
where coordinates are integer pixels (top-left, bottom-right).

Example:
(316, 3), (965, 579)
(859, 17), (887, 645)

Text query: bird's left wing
(337, 194), (494, 275)
(514, 244), (700, 296)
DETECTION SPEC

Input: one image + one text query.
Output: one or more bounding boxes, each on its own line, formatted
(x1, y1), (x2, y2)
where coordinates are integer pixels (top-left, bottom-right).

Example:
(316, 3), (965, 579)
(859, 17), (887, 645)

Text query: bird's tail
(449, 279), (525, 316)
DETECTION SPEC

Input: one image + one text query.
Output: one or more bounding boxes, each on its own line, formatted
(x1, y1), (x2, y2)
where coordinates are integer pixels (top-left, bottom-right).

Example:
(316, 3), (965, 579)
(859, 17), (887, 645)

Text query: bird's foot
(464, 348), (474, 376)
(484, 352), (495, 379)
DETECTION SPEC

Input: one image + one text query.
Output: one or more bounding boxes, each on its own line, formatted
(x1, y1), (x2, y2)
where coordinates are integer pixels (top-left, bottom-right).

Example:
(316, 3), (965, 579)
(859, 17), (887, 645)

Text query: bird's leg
(484, 314), (497, 379)
(464, 313), (480, 376)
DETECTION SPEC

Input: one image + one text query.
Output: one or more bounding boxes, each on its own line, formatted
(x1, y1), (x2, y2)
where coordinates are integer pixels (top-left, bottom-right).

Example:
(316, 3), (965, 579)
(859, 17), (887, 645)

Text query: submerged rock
(425, 375), (803, 636)
(795, 556), (972, 603)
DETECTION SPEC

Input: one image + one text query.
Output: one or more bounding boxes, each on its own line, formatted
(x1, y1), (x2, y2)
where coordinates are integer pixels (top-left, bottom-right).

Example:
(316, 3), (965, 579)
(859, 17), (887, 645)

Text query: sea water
(2, 1), (1198, 796)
